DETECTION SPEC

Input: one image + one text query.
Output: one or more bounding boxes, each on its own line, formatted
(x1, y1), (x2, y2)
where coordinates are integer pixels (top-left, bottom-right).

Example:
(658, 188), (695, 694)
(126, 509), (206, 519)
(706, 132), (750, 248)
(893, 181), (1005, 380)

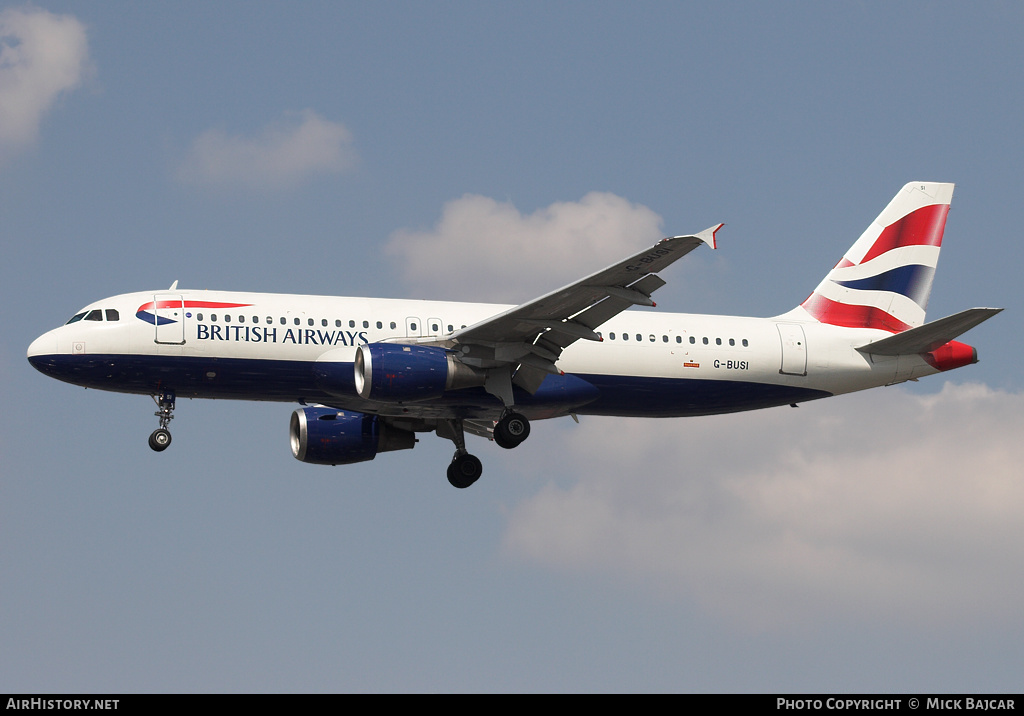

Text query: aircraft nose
(27, 332), (57, 369)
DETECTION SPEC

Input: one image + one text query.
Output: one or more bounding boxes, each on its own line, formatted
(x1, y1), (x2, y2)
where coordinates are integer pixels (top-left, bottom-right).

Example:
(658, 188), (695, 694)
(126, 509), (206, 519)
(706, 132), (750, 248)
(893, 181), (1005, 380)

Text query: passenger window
(322, 319), (328, 327)
(239, 315), (245, 323)
(622, 333), (629, 341)
(349, 320), (355, 328)
(447, 324), (453, 332)
(308, 318), (314, 326)
(636, 334), (642, 342)
(65, 312), (86, 324)
(662, 335), (668, 343)
(689, 336), (695, 344)
(702, 337), (708, 345)
(431, 323), (439, 332)
(106, 309), (120, 321)
(609, 332), (616, 340)
(390, 322), (397, 329)
(676, 336), (682, 344)
(742, 339), (749, 347)
(211, 314), (218, 322)
(196, 313), (204, 321)
(294, 318), (300, 325)
(410, 322), (417, 331)
(377, 321), (383, 329)
(716, 338), (721, 346)
(85, 310), (103, 321)
(363, 320), (369, 329)
(649, 335), (655, 342)
(225, 315), (231, 323)
(253, 316), (259, 324)
(729, 338), (735, 346)
(335, 320), (342, 327)
(280, 317), (286, 325)
(266, 317), (272, 324)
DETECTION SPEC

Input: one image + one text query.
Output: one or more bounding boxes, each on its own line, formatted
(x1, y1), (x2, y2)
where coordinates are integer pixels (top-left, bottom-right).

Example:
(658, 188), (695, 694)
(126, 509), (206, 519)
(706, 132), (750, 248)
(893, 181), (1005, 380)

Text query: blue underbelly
(28, 353), (831, 417)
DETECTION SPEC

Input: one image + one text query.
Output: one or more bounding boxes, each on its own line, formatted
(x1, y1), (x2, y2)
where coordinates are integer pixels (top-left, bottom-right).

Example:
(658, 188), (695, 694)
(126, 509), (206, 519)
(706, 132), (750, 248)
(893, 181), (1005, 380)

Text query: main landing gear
(441, 419), (482, 489)
(447, 453), (483, 490)
(148, 391), (175, 452)
(493, 411), (530, 449)
(439, 411), (532, 488)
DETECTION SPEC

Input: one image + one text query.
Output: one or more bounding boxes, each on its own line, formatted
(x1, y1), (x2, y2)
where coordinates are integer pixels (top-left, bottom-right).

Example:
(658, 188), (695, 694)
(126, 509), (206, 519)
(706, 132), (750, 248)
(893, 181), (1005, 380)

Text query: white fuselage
(27, 289), (940, 423)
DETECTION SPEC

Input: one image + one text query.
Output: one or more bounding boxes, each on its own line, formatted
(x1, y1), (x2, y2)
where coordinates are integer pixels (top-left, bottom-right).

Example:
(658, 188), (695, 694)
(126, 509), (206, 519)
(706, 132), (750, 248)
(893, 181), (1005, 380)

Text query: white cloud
(385, 192), (665, 302)
(0, 7), (90, 160)
(177, 109), (357, 190)
(503, 382), (1024, 632)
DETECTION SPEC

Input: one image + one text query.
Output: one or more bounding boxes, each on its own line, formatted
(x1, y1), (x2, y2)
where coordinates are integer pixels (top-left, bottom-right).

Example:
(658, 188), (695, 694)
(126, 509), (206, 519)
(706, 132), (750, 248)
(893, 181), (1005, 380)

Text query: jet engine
(353, 343), (485, 402)
(289, 406), (415, 465)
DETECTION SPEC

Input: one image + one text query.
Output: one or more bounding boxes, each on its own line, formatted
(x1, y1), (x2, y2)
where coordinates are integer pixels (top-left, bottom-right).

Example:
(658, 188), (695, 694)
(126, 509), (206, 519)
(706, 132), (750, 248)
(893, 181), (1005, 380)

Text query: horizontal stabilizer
(856, 308), (1003, 356)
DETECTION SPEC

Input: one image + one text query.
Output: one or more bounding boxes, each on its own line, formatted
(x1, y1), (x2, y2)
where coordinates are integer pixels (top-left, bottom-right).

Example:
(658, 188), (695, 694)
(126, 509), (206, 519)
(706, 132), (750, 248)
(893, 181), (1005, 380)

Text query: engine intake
(290, 407), (415, 465)
(353, 343), (485, 402)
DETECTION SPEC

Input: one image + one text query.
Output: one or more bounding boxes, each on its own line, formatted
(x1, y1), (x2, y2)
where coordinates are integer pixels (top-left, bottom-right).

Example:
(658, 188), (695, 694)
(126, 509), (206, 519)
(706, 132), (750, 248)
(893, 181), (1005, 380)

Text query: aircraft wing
(438, 225), (720, 395)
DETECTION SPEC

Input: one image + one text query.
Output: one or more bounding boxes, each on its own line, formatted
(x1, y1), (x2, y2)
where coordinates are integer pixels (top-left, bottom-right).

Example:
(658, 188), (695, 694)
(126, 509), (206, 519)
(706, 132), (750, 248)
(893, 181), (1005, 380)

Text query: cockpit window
(66, 308), (119, 324)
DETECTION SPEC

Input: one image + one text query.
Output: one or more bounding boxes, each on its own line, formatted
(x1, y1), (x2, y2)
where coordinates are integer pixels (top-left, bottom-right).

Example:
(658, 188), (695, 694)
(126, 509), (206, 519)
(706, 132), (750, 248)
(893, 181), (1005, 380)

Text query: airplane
(27, 182), (1001, 488)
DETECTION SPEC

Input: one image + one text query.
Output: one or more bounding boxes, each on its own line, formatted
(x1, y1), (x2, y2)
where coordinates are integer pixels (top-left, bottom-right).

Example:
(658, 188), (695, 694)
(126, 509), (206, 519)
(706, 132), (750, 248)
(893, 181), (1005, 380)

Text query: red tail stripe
(802, 293), (911, 333)
(859, 203), (949, 264)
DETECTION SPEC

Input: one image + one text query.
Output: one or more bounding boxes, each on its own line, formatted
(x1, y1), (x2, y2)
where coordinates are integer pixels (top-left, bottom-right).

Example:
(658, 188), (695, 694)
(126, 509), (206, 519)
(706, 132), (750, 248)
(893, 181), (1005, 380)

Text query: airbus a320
(28, 182), (1001, 487)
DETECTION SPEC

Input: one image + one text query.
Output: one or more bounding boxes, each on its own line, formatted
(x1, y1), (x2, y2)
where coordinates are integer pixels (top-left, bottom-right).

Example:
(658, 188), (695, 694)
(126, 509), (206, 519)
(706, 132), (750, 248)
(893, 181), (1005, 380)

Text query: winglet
(694, 224), (722, 250)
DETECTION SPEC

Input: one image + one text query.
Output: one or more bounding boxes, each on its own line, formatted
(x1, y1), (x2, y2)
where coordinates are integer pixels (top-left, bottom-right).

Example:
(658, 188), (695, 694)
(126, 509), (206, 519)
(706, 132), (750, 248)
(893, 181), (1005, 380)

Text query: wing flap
(511, 364), (549, 394)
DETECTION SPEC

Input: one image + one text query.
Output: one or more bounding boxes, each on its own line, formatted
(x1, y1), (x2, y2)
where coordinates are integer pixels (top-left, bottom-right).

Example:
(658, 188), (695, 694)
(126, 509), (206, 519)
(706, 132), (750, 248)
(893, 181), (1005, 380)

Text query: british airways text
(196, 325), (369, 346)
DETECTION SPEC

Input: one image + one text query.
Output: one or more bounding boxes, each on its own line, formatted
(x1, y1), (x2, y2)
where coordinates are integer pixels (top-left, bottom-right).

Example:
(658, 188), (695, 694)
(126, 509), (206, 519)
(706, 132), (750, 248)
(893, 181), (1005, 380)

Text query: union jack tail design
(800, 182), (954, 333)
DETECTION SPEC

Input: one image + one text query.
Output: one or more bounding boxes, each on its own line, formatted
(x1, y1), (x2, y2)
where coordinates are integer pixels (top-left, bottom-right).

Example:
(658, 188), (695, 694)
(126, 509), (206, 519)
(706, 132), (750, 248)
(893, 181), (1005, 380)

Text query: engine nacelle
(353, 343), (485, 402)
(289, 407), (415, 465)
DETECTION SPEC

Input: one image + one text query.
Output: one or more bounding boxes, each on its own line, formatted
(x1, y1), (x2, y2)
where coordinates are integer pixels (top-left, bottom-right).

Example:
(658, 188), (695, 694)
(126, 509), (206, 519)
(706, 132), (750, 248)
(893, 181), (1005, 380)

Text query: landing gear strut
(493, 411), (530, 449)
(149, 391), (175, 452)
(441, 419), (483, 489)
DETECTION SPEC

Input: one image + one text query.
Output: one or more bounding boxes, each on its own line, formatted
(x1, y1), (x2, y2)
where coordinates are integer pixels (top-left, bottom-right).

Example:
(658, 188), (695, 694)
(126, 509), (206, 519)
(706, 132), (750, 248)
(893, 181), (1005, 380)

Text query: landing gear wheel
(447, 453), (483, 489)
(494, 412), (530, 449)
(149, 391), (176, 453)
(149, 428), (172, 452)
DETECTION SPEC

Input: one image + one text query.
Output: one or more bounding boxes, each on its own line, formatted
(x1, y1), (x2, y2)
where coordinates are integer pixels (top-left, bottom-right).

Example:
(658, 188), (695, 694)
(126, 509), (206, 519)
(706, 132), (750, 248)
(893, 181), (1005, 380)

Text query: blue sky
(2, 2), (1022, 692)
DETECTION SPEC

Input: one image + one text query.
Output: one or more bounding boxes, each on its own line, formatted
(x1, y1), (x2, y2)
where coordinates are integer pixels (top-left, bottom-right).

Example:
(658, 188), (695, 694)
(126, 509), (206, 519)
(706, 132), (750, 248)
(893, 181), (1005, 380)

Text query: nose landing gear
(149, 391), (175, 452)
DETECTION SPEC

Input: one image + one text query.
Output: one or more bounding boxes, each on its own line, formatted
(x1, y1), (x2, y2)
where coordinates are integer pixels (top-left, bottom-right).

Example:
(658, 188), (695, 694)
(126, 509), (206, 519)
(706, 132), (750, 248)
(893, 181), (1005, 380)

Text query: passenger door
(154, 294), (186, 345)
(777, 323), (807, 376)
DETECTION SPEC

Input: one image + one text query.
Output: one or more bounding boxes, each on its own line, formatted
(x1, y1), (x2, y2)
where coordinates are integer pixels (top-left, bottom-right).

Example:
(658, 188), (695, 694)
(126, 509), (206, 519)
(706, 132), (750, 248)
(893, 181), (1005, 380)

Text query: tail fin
(799, 182), (954, 332)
